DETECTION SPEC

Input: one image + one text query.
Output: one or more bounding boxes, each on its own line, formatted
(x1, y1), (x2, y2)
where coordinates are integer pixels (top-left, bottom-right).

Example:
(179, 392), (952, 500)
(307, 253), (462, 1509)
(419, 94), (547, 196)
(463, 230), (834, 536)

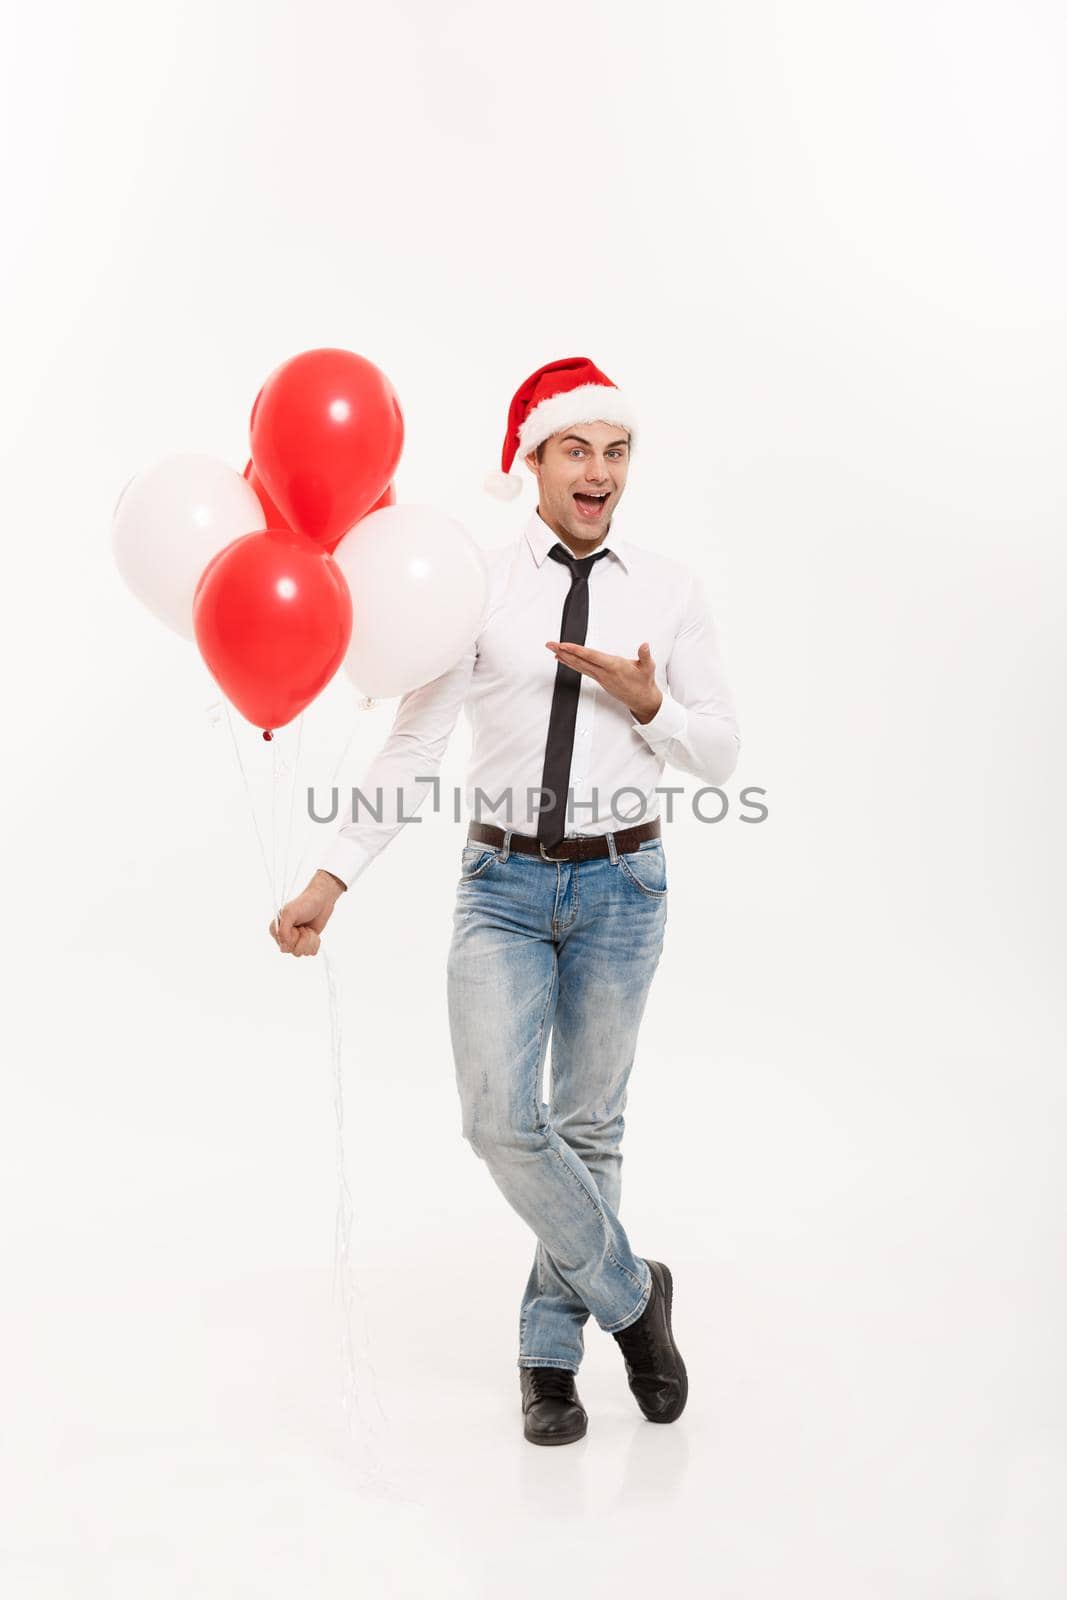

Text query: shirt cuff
(316, 836), (374, 891)
(631, 688), (688, 750)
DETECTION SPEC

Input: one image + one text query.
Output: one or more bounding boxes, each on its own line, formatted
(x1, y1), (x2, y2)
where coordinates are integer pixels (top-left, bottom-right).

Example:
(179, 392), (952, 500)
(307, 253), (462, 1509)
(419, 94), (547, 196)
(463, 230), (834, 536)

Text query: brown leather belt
(466, 818), (661, 863)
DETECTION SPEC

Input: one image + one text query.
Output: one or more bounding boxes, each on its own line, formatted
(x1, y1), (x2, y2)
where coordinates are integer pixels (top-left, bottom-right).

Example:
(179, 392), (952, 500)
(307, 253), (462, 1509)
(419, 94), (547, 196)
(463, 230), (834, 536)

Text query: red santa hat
(484, 355), (637, 500)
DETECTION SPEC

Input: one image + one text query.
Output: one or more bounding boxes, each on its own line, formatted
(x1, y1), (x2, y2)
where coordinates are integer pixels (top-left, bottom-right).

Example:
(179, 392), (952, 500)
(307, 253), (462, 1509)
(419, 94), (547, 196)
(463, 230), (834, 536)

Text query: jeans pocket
(616, 841), (668, 898)
(459, 844), (499, 882)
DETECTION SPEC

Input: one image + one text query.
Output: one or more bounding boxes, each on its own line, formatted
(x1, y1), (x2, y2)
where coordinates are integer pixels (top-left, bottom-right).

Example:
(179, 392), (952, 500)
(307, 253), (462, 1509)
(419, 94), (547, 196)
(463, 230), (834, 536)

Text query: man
(271, 356), (742, 1446)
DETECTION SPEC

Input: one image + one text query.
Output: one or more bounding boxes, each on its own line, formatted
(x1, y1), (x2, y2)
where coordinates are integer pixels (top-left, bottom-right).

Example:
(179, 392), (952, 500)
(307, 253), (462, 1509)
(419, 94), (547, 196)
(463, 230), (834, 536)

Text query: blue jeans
(446, 829), (668, 1374)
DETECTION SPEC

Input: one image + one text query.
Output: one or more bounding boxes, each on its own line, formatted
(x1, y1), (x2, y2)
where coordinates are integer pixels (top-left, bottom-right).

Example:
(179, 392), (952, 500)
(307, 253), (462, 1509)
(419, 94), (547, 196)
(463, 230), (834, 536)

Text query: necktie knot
(548, 542), (610, 581)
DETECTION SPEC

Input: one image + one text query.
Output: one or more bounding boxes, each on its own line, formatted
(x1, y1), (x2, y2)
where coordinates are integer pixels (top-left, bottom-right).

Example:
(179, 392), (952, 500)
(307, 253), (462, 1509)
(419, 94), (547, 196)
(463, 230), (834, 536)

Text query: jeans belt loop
(606, 830), (619, 864)
(501, 828), (512, 862)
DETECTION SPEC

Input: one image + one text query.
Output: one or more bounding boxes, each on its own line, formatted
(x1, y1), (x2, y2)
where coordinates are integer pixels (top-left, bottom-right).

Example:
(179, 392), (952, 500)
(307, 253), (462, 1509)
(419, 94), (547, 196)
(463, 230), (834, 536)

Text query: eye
(569, 448), (584, 458)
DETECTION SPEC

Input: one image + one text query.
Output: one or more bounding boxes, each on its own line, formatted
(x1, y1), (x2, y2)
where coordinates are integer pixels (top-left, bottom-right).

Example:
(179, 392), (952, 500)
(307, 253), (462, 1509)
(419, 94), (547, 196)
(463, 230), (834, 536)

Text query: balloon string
(271, 733), (278, 911)
(279, 712), (305, 906)
(323, 946), (391, 1449)
(325, 941), (417, 1500)
(313, 705), (404, 1487)
(223, 702), (280, 923)
(216, 697), (411, 1492)
(218, 697), (404, 1492)
(284, 696), (376, 902)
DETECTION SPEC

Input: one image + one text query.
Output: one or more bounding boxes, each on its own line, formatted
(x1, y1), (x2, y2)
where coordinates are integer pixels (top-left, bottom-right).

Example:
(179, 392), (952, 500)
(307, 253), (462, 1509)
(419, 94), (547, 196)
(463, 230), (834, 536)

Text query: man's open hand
(545, 639), (663, 724)
(269, 869), (346, 957)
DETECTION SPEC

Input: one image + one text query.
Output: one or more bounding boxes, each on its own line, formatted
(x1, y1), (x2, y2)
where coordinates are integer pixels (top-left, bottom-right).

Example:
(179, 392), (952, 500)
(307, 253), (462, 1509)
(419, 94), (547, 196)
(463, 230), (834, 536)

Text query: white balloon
(111, 454), (267, 639)
(331, 504), (489, 698)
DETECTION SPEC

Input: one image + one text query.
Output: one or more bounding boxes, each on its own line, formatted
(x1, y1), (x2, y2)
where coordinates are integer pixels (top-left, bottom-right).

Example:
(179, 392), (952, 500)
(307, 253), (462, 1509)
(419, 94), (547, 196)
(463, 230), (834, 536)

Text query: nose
(584, 457), (610, 485)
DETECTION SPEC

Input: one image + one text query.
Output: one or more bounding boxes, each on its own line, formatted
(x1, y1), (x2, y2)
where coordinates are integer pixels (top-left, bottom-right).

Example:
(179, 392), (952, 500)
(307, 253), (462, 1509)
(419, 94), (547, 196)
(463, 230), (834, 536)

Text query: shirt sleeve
(630, 570), (742, 787)
(317, 642), (477, 889)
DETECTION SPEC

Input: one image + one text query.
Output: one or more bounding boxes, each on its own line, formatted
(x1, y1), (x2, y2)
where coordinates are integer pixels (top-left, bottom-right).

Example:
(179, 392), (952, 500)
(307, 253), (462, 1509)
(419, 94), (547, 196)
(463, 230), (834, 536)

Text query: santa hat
(485, 355), (637, 501)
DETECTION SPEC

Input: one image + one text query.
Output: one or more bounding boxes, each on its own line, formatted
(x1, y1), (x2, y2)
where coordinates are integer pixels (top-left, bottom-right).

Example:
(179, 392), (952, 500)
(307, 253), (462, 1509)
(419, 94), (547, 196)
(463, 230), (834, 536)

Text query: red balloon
(249, 348), (403, 552)
(193, 527), (352, 733)
(244, 458), (397, 548)
(242, 458), (292, 532)
(324, 478), (397, 551)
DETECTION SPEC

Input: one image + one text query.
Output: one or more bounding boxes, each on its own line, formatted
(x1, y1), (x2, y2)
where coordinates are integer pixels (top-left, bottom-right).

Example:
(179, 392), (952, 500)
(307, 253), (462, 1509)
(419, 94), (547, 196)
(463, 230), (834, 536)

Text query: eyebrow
(559, 434), (630, 449)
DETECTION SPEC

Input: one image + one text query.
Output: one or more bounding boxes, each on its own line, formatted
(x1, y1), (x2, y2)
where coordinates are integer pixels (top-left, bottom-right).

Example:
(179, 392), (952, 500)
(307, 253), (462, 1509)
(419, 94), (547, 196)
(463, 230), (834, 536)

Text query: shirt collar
(523, 508), (630, 573)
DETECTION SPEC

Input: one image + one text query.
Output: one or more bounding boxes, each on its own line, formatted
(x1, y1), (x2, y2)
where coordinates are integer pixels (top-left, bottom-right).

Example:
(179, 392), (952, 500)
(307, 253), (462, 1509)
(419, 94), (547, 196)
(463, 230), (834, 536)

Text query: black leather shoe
(519, 1366), (588, 1445)
(612, 1259), (688, 1423)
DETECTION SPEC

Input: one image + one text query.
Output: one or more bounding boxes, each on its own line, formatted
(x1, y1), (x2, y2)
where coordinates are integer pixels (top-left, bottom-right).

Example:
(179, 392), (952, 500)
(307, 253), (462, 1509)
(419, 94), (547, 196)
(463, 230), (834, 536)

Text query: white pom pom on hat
(485, 356), (636, 500)
(484, 469), (524, 501)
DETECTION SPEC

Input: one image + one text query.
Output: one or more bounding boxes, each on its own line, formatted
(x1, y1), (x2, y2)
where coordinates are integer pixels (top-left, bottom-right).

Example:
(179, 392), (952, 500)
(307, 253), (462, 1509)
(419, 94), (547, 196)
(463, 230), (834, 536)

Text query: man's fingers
(277, 898), (313, 951)
(269, 923), (322, 957)
(546, 641), (610, 665)
(270, 884), (331, 953)
(553, 648), (605, 684)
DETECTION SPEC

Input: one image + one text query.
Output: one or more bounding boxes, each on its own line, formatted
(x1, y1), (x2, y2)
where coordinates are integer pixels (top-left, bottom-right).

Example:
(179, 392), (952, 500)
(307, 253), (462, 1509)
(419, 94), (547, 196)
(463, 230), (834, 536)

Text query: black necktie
(536, 542), (611, 846)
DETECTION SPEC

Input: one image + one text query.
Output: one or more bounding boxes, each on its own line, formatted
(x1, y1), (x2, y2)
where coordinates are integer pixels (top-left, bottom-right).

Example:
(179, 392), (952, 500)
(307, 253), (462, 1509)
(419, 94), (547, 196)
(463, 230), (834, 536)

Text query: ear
(523, 448), (540, 477)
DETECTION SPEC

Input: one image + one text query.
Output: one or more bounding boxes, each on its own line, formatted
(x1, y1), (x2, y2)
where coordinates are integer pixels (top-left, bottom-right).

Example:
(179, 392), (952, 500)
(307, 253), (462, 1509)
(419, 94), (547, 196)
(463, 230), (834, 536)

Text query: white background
(3, 2), (1066, 1595)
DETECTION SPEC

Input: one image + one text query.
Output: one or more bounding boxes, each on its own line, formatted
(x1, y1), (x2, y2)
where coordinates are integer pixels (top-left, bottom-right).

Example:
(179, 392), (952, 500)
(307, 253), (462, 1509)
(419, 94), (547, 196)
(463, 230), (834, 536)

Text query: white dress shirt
(318, 508), (742, 888)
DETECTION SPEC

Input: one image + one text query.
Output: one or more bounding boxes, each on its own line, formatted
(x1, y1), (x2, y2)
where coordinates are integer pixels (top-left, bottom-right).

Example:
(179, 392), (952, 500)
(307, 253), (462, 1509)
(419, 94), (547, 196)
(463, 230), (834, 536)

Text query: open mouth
(573, 491), (609, 520)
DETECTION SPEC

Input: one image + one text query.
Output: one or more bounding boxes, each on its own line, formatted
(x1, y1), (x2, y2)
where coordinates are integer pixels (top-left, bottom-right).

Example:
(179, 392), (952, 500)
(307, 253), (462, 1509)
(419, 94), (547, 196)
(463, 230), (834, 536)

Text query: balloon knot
(263, 729), (273, 741)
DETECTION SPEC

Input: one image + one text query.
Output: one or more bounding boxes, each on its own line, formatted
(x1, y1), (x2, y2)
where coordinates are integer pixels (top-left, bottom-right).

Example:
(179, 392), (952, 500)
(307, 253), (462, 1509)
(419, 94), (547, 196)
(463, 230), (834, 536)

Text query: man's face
(524, 420), (631, 547)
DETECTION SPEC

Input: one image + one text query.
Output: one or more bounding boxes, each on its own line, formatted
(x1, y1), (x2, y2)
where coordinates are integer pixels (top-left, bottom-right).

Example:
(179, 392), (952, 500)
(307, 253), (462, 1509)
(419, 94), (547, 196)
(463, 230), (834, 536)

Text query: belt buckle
(538, 840), (570, 862)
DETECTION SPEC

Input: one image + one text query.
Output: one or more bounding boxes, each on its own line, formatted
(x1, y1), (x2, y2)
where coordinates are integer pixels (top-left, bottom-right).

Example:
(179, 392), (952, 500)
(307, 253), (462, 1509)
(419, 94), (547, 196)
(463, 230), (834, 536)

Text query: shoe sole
(523, 1418), (588, 1446)
(646, 1261), (688, 1424)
